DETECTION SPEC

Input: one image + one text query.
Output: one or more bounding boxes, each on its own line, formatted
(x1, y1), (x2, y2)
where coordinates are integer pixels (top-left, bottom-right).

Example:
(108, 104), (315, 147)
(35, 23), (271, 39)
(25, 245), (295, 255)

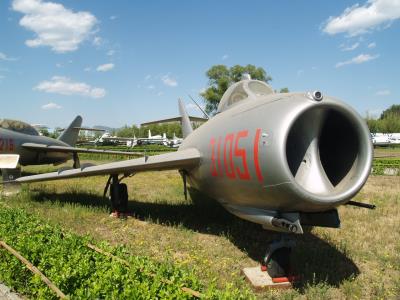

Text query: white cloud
(84, 67), (91, 72)
(106, 50), (115, 56)
(96, 63), (114, 72)
(41, 102), (62, 110)
(110, 15), (117, 21)
(323, 0), (400, 36)
(340, 42), (360, 51)
(93, 36), (103, 46)
(161, 74), (178, 87)
(35, 76), (106, 98)
(335, 53), (379, 68)
(375, 89), (390, 95)
(144, 74), (151, 80)
(12, 0), (97, 53)
(0, 52), (17, 61)
(297, 69), (304, 76)
(157, 91), (164, 96)
(368, 42), (377, 48)
(222, 54), (229, 60)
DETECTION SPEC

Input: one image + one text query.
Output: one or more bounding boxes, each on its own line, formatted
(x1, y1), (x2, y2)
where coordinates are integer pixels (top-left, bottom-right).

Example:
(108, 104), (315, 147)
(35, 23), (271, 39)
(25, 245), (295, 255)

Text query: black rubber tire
(110, 183), (128, 213)
(266, 247), (291, 278)
(119, 183), (128, 213)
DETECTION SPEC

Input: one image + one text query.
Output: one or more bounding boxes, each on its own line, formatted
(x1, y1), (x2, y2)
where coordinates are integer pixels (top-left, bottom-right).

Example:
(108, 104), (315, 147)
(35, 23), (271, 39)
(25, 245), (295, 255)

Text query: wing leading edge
(15, 148), (201, 183)
(22, 143), (142, 156)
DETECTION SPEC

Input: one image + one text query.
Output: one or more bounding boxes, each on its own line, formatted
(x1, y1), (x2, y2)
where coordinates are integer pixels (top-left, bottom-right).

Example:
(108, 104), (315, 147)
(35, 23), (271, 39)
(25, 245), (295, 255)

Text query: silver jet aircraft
(0, 116), (140, 181)
(12, 77), (373, 278)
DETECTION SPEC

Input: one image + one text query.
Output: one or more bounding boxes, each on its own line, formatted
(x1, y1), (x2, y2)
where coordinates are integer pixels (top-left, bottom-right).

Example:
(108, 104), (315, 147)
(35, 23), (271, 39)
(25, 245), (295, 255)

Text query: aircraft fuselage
(0, 128), (71, 166)
(180, 92), (372, 214)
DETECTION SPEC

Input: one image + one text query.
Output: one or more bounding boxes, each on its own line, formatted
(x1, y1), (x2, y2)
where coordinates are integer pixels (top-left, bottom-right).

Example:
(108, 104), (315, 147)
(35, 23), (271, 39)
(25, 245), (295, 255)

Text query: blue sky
(0, 0), (399, 128)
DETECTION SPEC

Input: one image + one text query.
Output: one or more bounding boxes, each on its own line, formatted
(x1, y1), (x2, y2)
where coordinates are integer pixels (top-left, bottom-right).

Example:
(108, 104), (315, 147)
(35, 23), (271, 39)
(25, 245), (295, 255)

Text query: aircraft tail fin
(58, 115), (83, 146)
(178, 98), (193, 139)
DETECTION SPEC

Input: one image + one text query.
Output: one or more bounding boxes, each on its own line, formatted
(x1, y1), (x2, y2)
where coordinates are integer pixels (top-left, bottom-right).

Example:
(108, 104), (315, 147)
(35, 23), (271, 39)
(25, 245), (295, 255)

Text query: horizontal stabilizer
(0, 154), (20, 169)
(15, 148), (201, 183)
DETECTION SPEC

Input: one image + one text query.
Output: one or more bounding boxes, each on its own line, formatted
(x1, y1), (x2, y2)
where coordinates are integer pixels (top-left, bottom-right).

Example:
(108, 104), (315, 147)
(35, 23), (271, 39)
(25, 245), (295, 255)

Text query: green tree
(117, 125), (139, 137)
(140, 123), (182, 138)
(201, 64), (272, 114)
(379, 113), (400, 132)
(279, 87), (289, 93)
(380, 104), (400, 120)
(365, 106), (400, 133)
(365, 115), (380, 133)
(38, 128), (50, 136)
(49, 127), (61, 139)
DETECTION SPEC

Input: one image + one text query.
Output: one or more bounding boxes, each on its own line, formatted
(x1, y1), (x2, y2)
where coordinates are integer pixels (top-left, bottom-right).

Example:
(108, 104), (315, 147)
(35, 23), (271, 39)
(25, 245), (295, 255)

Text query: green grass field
(0, 156), (399, 299)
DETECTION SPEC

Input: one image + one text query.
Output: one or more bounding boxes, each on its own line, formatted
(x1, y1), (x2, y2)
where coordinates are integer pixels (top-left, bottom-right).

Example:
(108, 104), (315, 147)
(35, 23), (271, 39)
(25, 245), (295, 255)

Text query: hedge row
(0, 208), (252, 299)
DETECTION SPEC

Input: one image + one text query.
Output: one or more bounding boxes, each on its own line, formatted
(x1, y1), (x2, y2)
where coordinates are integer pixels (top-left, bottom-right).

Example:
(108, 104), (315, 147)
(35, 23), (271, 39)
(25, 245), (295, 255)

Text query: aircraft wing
(22, 143), (142, 156)
(15, 148), (200, 183)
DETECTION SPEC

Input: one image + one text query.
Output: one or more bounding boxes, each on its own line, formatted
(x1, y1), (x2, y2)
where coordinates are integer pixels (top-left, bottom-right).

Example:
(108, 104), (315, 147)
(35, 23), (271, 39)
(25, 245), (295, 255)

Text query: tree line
(365, 105), (400, 133)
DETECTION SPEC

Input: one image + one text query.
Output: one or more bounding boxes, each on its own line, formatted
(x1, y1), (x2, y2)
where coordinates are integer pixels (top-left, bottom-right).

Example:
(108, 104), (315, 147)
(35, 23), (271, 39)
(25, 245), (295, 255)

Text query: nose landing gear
(243, 238), (298, 289)
(262, 239), (296, 280)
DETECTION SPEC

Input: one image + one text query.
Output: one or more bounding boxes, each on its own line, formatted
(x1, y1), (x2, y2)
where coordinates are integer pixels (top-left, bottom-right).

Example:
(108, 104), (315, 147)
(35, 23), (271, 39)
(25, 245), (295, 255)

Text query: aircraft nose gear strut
(262, 239), (297, 280)
(104, 174), (130, 218)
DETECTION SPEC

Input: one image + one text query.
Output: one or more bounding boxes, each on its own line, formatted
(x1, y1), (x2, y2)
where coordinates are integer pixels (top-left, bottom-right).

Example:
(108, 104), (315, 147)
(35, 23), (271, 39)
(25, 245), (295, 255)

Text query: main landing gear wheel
(110, 182), (128, 214)
(105, 175), (130, 218)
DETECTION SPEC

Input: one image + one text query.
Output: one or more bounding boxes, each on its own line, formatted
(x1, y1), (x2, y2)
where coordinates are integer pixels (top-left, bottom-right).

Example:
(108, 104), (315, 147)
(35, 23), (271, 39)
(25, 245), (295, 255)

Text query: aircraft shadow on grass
(29, 187), (359, 290)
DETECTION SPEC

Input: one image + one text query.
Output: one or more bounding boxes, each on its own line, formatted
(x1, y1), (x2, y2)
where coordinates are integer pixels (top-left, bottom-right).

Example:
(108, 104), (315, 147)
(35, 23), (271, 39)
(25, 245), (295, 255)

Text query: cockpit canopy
(217, 79), (274, 113)
(0, 119), (39, 136)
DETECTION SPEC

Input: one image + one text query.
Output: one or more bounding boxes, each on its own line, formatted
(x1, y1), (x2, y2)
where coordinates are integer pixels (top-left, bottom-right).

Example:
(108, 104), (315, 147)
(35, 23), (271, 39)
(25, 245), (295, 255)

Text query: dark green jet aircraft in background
(0, 116), (138, 181)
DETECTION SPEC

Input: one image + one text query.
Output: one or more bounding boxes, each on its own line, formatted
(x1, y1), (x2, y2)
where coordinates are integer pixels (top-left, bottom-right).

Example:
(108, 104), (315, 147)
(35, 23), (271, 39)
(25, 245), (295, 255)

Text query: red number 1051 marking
(210, 129), (264, 183)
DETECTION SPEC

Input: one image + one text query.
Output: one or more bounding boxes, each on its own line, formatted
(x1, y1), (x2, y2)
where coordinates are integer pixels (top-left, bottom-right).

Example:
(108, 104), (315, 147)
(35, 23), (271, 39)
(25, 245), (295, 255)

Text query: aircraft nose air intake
(285, 103), (372, 206)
